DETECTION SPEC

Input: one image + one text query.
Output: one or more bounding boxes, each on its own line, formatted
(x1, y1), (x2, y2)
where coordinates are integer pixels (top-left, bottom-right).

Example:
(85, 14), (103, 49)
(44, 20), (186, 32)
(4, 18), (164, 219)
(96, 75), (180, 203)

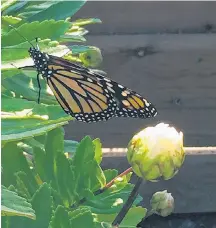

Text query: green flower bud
(150, 190), (174, 217)
(48, 40), (59, 47)
(127, 123), (185, 181)
(79, 47), (103, 68)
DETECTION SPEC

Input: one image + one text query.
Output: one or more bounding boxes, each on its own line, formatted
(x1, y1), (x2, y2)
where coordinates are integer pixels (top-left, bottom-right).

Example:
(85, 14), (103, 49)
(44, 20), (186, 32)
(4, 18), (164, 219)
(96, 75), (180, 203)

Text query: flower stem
(112, 176), (143, 227)
(96, 167), (133, 194)
(71, 167), (133, 208)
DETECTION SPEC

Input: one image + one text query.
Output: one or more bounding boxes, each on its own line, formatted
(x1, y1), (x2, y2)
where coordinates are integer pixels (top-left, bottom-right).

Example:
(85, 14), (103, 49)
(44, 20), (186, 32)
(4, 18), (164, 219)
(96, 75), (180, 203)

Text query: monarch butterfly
(14, 29), (157, 123)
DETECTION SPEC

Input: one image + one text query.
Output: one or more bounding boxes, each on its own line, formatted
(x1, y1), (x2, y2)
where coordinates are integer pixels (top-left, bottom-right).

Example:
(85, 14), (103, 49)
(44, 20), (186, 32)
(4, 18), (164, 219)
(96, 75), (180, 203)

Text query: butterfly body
(29, 46), (157, 123)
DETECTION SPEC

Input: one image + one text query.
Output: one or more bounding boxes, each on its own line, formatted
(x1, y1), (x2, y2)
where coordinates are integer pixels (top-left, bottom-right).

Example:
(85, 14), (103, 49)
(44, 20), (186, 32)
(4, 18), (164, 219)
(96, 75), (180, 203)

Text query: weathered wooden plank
(64, 34), (216, 147)
(101, 148), (216, 213)
(74, 1), (216, 34)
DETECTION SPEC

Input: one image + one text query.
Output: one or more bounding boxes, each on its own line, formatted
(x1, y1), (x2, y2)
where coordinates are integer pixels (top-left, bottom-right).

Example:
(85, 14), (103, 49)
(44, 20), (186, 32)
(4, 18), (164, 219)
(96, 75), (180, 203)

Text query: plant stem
(112, 176), (143, 227)
(71, 167), (133, 208)
(95, 167), (133, 195)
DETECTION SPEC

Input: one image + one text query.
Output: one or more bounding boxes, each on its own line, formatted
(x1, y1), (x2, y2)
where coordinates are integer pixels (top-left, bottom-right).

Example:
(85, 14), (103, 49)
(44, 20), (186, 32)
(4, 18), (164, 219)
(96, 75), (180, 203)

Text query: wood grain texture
(63, 2), (216, 214)
(73, 1), (216, 34)
(101, 148), (216, 213)
(65, 34), (216, 147)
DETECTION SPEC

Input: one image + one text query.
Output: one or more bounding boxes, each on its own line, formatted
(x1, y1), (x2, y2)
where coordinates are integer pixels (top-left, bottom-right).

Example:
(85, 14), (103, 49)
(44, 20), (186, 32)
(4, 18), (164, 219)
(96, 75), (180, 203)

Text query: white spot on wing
(87, 78), (93, 82)
(107, 87), (115, 93)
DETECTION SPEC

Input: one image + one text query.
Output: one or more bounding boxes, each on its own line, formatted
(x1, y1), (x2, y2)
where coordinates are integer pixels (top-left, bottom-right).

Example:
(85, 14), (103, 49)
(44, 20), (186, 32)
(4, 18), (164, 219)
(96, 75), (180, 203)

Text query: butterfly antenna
(9, 25), (35, 48)
(35, 37), (40, 50)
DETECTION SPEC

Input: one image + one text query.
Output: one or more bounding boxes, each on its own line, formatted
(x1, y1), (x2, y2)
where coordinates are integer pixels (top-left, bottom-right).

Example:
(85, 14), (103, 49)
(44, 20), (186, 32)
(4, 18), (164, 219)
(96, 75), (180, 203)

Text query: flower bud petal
(127, 123), (185, 181)
(150, 190), (174, 217)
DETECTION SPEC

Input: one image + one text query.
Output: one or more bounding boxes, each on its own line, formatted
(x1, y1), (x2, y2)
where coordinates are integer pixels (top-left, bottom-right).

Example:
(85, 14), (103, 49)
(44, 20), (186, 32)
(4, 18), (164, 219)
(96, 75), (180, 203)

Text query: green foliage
(1, 1), (147, 227)
(2, 129), (145, 228)
(2, 1), (86, 22)
(1, 185), (35, 219)
(2, 98), (71, 143)
(1, 0), (103, 144)
(94, 207), (147, 228)
(2, 20), (71, 47)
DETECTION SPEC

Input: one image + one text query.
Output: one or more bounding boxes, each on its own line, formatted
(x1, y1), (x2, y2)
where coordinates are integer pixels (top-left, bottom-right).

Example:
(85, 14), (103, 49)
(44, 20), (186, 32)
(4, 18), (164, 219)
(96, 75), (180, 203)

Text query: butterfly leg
(37, 72), (41, 104)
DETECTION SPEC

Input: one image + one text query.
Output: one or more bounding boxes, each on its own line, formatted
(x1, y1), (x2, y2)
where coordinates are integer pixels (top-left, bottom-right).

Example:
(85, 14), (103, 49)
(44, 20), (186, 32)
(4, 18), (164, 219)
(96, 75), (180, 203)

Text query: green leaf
(1, 98), (73, 143)
(43, 128), (64, 187)
(4, 1), (86, 22)
(1, 0), (17, 12)
(72, 18), (102, 26)
(2, 69), (57, 104)
(64, 140), (79, 154)
(33, 128), (77, 206)
(73, 136), (106, 195)
(55, 151), (76, 206)
(69, 207), (95, 228)
(8, 183), (53, 228)
(66, 26), (88, 37)
(49, 205), (71, 228)
(84, 185), (141, 214)
(1, 15), (22, 34)
(94, 207), (147, 228)
(83, 171), (141, 214)
(60, 34), (86, 42)
(96, 222), (113, 228)
(2, 15), (22, 25)
(1, 185), (35, 220)
(21, 137), (45, 155)
(93, 138), (102, 164)
(30, 183), (53, 228)
(103, 169), (118, 183)
(2, 0), (27, 16)
(15, 171), (36, 199)
(33, 147), (47, 183)
(69, 45), (97, 54)
(2, 20), (71, 47)
(2, 38), (69, 65)
(2, 143), (38, 190)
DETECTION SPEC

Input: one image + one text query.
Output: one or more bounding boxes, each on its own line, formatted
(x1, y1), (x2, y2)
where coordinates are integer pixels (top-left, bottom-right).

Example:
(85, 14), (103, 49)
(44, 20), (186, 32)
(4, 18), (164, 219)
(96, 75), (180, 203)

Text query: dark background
(65, 1), (216, 148)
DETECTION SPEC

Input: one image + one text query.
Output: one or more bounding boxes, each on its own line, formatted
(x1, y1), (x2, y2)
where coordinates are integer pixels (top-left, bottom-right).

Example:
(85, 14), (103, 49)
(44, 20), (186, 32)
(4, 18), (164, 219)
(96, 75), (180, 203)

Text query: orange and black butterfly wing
(30, 50), (157, 122)
(47, 54), (157, 120)
(44, 56), (118, 122)
(93, 76), (157, 119)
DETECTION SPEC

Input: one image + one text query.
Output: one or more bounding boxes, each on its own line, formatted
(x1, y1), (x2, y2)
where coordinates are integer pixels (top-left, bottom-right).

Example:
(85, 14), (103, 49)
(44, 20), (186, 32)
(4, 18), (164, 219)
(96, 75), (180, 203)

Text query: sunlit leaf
(2, 38), (69, 64)
(93, 138), (102, 164)
(1, 15), (22, 33)
(1, 0), (17, 12)
(1, 185), (35, 220)
(72, 18), (102, 26)
(2, 1), (86, 22)
(2, 20), (71, 47)
(1, 98), (72, 143)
